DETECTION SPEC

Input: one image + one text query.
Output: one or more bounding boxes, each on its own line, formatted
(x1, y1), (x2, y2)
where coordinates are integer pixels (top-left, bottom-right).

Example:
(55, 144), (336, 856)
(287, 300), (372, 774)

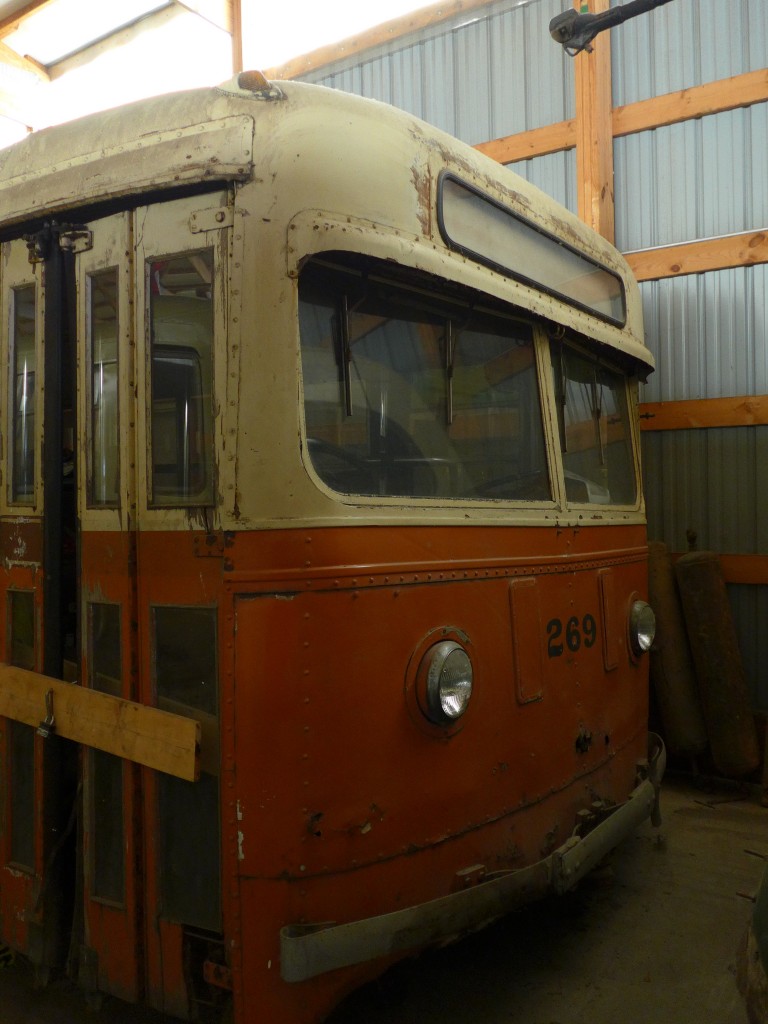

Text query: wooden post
(573, 0), (615, 243)
(231, 0), (243, 74)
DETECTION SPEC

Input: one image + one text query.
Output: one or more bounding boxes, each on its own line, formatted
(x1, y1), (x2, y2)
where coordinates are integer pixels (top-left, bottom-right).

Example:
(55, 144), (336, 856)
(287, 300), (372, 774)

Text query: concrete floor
(0, 776), (765, 1024)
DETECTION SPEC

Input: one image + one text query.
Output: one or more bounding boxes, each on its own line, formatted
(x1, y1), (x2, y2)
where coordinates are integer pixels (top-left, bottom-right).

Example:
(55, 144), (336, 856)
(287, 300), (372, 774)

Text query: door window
(153, 605), (220, 931)
(88, 269), (120, 507)
(148, 252), (214, 507)
(10, 285), (36, 505)
(88, 602), (125, 904)
(7, 590), (36, 871)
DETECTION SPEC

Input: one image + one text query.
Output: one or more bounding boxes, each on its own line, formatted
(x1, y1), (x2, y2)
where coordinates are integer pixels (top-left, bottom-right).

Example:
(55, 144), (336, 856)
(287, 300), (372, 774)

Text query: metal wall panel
(731, 586), (768, 711)
(612, 0), (768, 106)
(640, 266), (768, 404)
(640, 264), (768, 707)
(505, 150), (577, 212)
(615, 103), (768, 251)
(642, 425), (768, 555)
(642, 426), (768, 710)
(300, 0), (575, 145)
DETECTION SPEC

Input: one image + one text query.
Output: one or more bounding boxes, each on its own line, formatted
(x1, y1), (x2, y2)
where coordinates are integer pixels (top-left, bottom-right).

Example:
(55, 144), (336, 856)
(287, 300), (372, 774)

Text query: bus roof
(0, 75), (652, 371)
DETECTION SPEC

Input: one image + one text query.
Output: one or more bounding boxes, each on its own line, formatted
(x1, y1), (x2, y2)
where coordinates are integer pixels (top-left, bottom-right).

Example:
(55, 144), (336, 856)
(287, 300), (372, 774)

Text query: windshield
(298, 254), (552, 502)
(551, 341), (637, 505)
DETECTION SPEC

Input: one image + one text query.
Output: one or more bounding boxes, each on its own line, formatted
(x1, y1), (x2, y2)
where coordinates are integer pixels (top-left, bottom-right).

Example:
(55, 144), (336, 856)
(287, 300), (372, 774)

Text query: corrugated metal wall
(301, 0), (575, 141)
(614, 0), (768, 708)
(611, 0), (768, 104)
(293, 0), (768, 708)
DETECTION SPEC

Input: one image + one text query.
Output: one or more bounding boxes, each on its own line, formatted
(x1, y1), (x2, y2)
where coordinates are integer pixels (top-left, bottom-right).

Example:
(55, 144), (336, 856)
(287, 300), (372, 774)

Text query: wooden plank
(573, 0), (614, 243)
(639, 395), (768, 431)
(474, 120), (576, 164)
(626, 230), (768, 281)
(264, 0), (496, 79)
(0, 664), (201, 781)
(613, 69), (768, 139)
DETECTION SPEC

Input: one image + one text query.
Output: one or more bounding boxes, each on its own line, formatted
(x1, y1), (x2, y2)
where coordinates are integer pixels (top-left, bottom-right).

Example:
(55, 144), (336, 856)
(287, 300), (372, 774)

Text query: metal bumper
(281, 734), (666, 983)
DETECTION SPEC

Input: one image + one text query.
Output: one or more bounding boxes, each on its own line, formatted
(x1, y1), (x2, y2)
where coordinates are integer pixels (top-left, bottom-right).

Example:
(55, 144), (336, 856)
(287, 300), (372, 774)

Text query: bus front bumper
(280, 734), (666, 983)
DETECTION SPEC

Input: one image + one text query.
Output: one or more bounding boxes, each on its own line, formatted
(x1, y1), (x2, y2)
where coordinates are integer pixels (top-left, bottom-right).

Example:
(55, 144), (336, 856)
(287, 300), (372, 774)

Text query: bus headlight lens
(629, 600), (656, 656)
(419, 640), (473, 725)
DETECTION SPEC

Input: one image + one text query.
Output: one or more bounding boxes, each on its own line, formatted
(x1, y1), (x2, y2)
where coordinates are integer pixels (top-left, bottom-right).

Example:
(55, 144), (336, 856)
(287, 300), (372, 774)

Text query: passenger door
(0, 237), (51, 968)
(133, 193), (230, 1020)
(77, 211), (143, 1003)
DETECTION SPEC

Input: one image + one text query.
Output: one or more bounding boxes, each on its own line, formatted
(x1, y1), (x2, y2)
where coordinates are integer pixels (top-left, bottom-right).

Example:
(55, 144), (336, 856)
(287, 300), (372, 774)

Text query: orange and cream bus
(0, 72), (664, 1023)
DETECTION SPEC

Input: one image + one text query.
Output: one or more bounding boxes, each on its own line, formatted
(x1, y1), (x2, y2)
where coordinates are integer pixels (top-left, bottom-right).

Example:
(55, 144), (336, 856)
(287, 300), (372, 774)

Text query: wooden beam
(573, 0), (614, 243)
(474, 119), (576, 164)
(626, 230), (768, 282)
(639, 395), (768, 432)
(0, 663), (201, 781)
(475, 68), (768, 169)
(0, 38), (49, 79)
(613, 68), (768, 139)
(669, 553), (768, 587)
(230, 0), (242, 74)
(264, 0), (497, 79)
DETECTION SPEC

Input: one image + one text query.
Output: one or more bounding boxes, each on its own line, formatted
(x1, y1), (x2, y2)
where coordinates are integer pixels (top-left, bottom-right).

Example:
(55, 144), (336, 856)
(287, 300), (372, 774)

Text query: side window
(148, 251), (214, 507)
(551, 341), (637, 506)
(10, 284), (36, 505)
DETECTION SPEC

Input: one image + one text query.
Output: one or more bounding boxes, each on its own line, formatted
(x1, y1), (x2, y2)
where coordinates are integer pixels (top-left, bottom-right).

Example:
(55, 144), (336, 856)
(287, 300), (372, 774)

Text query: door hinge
(189, 206), (234, 233)
(193, 532), (235, 558)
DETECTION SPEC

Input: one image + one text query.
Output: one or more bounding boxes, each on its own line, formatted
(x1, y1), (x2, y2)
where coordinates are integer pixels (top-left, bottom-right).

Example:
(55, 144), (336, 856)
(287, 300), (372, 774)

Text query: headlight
(418, 640), (473, 726)
(629, 599), (656, 656)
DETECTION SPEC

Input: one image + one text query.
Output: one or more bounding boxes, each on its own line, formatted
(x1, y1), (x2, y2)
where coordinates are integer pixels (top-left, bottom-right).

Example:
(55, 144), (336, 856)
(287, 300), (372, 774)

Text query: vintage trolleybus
(0, 73), (664, 1023)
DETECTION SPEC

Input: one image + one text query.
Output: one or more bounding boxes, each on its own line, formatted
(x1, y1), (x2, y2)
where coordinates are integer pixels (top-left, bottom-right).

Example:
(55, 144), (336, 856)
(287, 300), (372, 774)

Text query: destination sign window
(438, 174), (626, 325)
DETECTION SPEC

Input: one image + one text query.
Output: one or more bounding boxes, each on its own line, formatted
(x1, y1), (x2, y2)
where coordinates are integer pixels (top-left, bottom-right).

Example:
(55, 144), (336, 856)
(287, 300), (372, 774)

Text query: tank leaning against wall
(674, 551), (761, 779)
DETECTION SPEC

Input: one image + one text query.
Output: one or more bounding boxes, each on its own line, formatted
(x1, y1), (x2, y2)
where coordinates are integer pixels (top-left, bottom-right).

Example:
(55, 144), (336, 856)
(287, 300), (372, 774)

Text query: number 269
(546, 614), (597, 657)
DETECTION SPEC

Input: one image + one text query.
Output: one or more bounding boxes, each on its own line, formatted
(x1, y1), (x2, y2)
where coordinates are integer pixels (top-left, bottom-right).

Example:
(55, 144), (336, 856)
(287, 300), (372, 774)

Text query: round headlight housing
(629, 599), (656, 657)
(419, 640), (473, 726)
